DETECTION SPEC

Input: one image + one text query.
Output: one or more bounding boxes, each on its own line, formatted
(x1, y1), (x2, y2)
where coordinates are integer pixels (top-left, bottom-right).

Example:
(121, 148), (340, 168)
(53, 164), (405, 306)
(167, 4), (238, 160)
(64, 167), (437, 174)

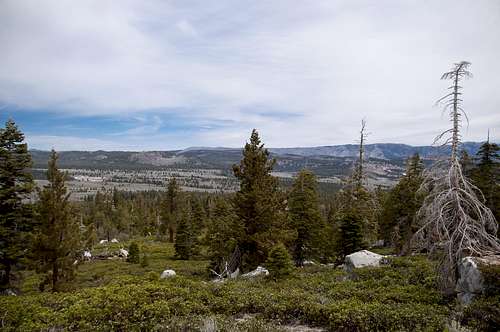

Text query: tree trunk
(52, 261), (58, 292)
(169, 227), (174, 243)
(1, 262), (11, 288)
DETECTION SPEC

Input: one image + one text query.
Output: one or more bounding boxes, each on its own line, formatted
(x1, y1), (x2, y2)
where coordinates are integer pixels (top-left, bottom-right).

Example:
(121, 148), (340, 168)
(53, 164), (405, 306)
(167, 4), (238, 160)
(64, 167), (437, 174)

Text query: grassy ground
(2, 239), (454, 331)
(20, 238), (209, 295)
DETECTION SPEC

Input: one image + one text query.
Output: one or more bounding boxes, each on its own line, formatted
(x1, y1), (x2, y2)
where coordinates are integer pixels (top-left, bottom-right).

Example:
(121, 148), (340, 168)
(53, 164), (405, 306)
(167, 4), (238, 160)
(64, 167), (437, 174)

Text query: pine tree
(127, 242), (140, 264)
(93, 190), (116, 241)
(459, 150), (474, 177)
(83, 222), (97, 250)
(140, 254), (149, 267)
(33, 150), (80, 291)
(265, 242), (294, 279)
(161, 178), (181, 242)
(471, 139), (500, 228)
(288, 169), (324, 266)
(190, 197), (206, 238)
(0, 119), (34, 288)
(338, 213), (364, 258)
(335, 120), (380, 246)
(205, 197), (244, 274)
(233, 129), (289, 270)
(380, 154), (424, 254)
(174, 211), (194, 260)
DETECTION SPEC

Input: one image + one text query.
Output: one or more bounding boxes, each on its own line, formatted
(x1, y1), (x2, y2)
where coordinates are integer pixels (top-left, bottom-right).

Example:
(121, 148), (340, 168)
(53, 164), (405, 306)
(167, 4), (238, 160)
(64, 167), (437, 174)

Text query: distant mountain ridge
(175, 142), (484, 160)
(267, 142), (484, 160)
(29, 142), (485, 171)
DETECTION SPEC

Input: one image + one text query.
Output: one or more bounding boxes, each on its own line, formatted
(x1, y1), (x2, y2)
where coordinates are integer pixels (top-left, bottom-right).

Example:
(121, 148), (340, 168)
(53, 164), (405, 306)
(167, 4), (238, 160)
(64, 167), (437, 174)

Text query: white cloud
(1, 0), (500, 149)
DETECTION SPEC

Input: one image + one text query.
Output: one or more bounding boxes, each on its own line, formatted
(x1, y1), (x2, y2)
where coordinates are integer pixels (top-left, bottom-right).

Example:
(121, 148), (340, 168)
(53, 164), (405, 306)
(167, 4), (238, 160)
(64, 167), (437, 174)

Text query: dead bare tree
(413, 61), (500, 292)
(353, 119), (367, 190)
(210, 246), (241, 280)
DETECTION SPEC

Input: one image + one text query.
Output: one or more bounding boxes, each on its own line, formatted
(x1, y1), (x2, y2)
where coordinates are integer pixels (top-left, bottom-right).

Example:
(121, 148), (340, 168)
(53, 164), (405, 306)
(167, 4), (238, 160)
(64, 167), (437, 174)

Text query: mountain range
(29, 142), (485, 179)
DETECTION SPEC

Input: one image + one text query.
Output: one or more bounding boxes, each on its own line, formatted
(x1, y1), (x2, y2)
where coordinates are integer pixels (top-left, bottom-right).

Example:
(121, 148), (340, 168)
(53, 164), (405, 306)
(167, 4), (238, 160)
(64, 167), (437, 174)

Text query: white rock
(456, 255), (500, 305)
(344, 250), (384, 272)
(83, 251), (92, 259)
(118, 248), (128, 258)
(241, 266), (269, 278)
(160, 269), (176, 279)
(303, 260), (316, 266)
(4, 289), (17, 296)
(99, 239), (108, 244)
(111, 238), (119, 243)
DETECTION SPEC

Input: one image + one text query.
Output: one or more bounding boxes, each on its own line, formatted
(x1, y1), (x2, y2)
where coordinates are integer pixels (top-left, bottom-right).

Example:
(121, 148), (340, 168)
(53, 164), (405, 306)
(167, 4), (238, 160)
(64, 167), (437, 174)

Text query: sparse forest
(0, 62), (499, 331)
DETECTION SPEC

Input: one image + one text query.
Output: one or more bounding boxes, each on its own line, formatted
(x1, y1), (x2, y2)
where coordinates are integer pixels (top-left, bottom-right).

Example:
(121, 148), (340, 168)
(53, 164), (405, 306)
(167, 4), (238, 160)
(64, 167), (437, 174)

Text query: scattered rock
(110, 238), (119, 243)
(456, 255), (500, 305)
(344, 250), (384, 273)
(99, 239), (108, 244)
(118, 248), (128, 258)
(160, 269), (176, 279)
(241, 266), (269, 278)
(2, 288), (17, 296)
(83, 250), (92, 260)
(303, 260), (316, 266)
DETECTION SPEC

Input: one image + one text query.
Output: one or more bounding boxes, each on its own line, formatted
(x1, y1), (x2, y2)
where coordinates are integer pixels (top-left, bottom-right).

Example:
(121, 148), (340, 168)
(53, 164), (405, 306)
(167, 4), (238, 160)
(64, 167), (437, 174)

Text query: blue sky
(1, 0), (499, 151)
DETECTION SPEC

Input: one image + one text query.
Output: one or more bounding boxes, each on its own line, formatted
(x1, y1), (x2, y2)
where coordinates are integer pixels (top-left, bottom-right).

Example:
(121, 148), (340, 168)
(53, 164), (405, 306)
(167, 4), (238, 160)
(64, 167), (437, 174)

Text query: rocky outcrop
(456, 255), (500, 305)
(344, 250), (384, 272)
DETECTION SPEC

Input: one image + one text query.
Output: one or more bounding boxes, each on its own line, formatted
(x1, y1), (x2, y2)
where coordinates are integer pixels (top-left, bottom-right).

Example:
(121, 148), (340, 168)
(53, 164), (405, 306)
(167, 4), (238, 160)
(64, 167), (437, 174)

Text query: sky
(1, 0), (499, 151)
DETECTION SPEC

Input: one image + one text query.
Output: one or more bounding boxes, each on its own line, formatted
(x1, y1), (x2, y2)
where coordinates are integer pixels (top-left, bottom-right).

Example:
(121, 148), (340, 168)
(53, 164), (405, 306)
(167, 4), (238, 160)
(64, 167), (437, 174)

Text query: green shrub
(127, 242), (140, 264)
(461, 264), (500, 331)
(146, 271), (158, 281)
(140, 254), (149, 267)
(0, 245), (450, 331)
(265, 243), (294, 279)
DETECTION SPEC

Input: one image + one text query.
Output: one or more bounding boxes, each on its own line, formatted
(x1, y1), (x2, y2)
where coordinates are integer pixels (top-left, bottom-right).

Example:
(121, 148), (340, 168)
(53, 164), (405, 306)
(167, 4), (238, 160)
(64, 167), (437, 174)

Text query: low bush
(0, 255), (450, 331)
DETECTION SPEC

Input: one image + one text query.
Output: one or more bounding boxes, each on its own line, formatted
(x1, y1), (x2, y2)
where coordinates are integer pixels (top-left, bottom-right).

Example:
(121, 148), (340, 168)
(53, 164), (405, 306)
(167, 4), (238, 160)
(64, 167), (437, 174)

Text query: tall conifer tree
(233, 129), (288, 270)
(174, 211), (194, 260)
(471, 139), (500, 227)
(0, 119), (34, 288)
(206, 197), (244, 274)
(33, 150), (80, 291)
(380, 154), (424, 254)
(288, 169), (324, 266)
(161, 178), (181, 242)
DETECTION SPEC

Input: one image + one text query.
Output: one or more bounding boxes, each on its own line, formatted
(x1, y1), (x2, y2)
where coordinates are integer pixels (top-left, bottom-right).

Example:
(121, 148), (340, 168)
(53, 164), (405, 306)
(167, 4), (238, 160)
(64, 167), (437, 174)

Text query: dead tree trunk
(354, 119), (367, 190)
(413, 61), (500, 292)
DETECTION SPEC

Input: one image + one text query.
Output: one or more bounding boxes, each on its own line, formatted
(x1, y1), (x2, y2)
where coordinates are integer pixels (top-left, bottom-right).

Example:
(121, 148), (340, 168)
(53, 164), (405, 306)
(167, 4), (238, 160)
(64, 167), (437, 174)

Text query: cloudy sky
(1, 0), (499, 151)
